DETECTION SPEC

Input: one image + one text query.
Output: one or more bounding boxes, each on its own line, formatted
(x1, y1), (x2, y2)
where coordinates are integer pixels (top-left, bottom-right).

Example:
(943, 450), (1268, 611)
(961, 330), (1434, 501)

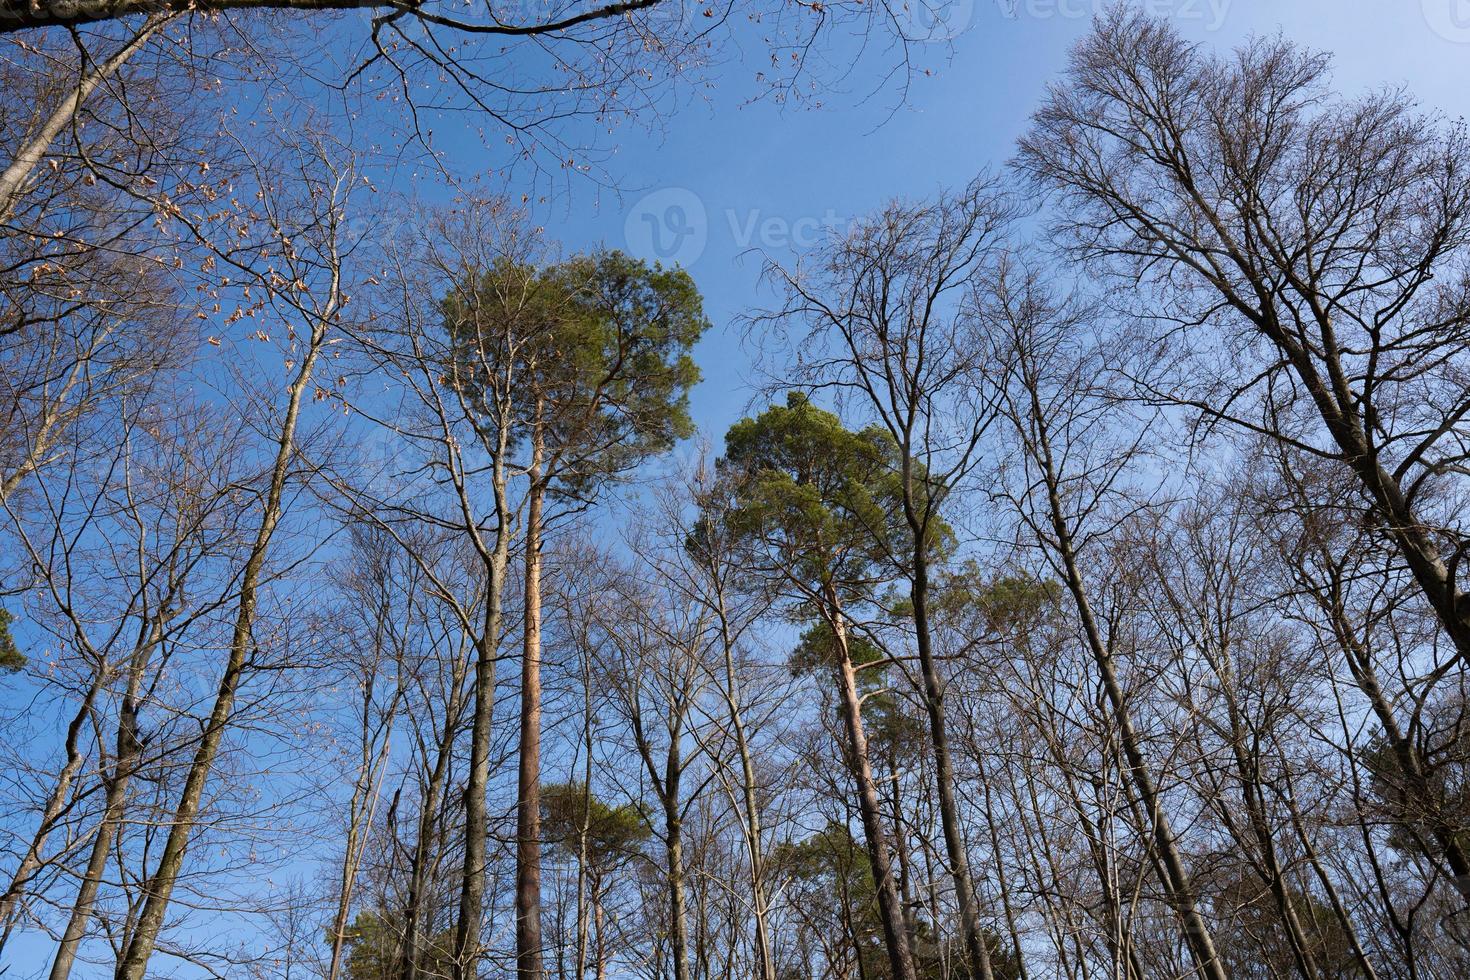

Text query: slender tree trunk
(327, 671), (399, 980)
(1278, 767), (1380, 980)
(1015, 752), (1093, 980)
(1041, 719), (1141, 980)
(1031, 458), (1226, 979)
(907, 536), (995, 980)
(976, 751), (1027, 980)
(0, 668), (106, 951)
(398, 667), (468, 980)
(1218, 699), (1321, 979)
(114, 311), (330, 980)
(1333, 675), (1420, 975)
(838, 847), (869, 980)
(48, 622), (163, 980)
(0, 12), (173, 225)
(46, 734), (135, 980)
(1065, 579), (1223, 980)
(516, 435), (547, 979)
(666, 800), (691, 980)
(713, 594), (776, 980)
(451, 448), (511, 978)
(889, 752), (920, 969)
(593, 891), (607, 980)
(575, 680), (594, 980)
(1007, 362), (1226, 980)
(826, 582), (919, 980)
(1310, 546), (1470, 905)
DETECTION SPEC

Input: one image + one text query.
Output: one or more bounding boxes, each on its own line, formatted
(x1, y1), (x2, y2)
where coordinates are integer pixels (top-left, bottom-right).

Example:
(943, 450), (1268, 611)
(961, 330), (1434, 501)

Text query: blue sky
(469, 0), (1470, 445)
(8, 2), (1470, 975)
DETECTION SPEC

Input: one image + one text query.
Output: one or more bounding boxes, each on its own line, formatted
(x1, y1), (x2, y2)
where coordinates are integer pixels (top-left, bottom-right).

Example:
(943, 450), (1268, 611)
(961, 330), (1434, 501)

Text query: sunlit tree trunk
(48, 622), (162, 980)
(516, 429), (547, 979)
(826, 581), (918, 980)
(451, 442), (511, 978)
(114, 302), (332, 980)
(0, 12), (173, 224)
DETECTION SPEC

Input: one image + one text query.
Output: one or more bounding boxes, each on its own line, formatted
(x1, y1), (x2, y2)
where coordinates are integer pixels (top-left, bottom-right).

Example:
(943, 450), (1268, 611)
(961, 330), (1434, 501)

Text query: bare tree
(1018, 7), (1470, 905)
(985, 264), (1228, 980)
(0, 12), (176, 225)
(597, 547), (714, 980)
(321, 525), (417, 980)
(0, 401), (255, 968)
(113, 134), (359, 980)
(337, 200), (539, 979)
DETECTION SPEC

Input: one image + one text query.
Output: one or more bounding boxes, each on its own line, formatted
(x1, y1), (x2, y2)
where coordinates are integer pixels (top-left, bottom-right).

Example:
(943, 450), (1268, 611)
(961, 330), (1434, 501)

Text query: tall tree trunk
(906, 531), (995, 980)
(114, 311), (330, 980)
(1026, 413), (1227, 980)
(666, 800), (691, 980)
(451, 448), (511, 978)
(449, 396), (514, 975)
(48, 622), (162, 980)
(713, 593), (776, 980)
(516, 435), (547, 979)
(826, 582), (919, 980)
